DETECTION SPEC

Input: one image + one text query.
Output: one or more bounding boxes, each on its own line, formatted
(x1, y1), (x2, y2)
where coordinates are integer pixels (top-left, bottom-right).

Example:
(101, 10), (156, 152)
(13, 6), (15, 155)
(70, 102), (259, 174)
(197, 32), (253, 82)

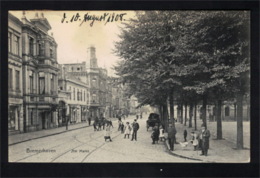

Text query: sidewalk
(9, 117), (118, 146)
(165, 119), (250, 162)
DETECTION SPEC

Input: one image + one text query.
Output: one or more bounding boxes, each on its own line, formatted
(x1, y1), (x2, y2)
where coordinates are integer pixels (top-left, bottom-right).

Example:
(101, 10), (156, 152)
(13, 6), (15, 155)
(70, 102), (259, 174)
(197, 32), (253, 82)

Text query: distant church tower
(87, 45), (98, 68)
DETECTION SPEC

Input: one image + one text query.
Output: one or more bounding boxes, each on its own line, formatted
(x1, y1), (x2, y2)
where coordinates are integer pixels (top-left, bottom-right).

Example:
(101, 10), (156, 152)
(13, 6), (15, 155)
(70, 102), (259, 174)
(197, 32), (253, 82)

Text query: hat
(134, 119), (137, 121)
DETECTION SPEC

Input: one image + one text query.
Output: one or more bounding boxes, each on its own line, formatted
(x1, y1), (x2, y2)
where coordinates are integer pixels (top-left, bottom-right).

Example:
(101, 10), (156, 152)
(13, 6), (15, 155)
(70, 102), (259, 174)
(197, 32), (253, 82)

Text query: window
(29, 71), (34, 93)
(77, 89), (79, 101)
(8, 32), (12, 53)
(29, 37), (34, 56)
(51, 74), (54, 94)
(92, 94), (96, 103)
(8, 68), (13, 90)
(50, 45), (53, 58)
(92, 78), (97, 88)
(39, 72), (45, 94)
(15, 70), (20, 91)
(73, 88), (75, 100)
(14, 35), (19, 55)
(38, 43), (42, 56)
(68, 86), (71, 100)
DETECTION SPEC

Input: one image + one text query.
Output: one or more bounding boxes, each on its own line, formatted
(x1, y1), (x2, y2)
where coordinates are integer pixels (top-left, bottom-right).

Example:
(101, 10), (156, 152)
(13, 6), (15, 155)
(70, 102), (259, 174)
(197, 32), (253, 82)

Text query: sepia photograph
(8, 10), (250, 164)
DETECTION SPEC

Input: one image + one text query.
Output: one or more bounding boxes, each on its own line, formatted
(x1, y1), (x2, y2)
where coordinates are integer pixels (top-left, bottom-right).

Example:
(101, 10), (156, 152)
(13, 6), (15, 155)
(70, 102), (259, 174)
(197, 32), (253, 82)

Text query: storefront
(81, 106), (88, 122)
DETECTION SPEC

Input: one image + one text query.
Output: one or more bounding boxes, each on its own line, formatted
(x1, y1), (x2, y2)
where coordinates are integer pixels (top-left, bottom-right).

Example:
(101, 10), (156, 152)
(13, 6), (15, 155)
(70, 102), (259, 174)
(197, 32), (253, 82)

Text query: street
(9, 114), (198, 163)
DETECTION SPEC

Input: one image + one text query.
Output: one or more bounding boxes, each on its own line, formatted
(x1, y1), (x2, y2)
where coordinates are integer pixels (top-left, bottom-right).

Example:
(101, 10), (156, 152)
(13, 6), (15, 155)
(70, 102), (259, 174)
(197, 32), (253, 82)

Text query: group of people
(189, 126), (211, 156)
(150, 123), (211, 156)
(118, 119), (140, 141)
(93, 116), (113, 132)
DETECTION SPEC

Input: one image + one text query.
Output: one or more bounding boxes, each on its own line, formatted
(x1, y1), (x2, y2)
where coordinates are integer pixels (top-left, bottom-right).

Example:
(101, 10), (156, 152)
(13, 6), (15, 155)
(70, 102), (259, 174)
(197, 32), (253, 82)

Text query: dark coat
(199, 129), (210, 150)
(168, 127), (177, 139)
(132, 122), (139, 131)
(151, 128), (159, 140)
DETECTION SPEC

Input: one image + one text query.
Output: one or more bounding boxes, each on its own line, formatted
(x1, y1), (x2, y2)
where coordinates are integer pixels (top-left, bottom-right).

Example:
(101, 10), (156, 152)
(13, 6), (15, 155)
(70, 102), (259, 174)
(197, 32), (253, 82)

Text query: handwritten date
(61, 12), (127, 27)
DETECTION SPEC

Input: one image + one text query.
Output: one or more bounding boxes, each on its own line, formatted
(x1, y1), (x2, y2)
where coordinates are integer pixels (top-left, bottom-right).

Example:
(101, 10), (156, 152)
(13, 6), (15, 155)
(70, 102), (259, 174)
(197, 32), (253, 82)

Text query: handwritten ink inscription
(61, 12), (127, 26)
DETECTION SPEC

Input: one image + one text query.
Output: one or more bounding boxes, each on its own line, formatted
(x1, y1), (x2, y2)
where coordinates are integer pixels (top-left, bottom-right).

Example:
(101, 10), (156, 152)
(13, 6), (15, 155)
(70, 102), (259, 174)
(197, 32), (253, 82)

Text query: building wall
(8, 13), (24, 134)
(8, 12), (60, 133)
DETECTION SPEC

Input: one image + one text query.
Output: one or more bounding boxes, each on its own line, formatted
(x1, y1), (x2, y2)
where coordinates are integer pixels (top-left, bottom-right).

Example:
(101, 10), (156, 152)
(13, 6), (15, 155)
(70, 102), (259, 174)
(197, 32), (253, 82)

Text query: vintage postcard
(8, 10), (250, 163)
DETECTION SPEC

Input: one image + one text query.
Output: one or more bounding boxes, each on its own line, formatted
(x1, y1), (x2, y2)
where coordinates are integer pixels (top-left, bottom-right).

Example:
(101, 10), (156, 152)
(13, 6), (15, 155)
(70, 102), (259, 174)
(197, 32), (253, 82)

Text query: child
(151, 126), (159, 144)
(190, 131), (199, 150)
(159, 125), (165, 141)
(124, 122), (131, 139)
(104, 123), (112, 142)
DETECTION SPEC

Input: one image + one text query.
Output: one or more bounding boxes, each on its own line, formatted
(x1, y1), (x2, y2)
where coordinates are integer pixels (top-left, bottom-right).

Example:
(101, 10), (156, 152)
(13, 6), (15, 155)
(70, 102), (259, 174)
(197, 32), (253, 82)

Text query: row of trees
(114, 11), (250, 149)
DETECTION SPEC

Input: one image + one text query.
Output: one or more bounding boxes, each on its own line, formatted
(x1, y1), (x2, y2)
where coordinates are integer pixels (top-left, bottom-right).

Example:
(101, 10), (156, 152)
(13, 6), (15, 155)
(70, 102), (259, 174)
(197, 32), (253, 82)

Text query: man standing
(199, 125), (211, 156)
(131, 119), (140, 141)
(168, 123), (177, 151)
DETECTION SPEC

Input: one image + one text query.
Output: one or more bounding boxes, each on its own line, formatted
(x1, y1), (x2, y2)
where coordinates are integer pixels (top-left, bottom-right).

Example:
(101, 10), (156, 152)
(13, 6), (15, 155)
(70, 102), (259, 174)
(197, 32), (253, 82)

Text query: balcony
(89, 100), (99, 107)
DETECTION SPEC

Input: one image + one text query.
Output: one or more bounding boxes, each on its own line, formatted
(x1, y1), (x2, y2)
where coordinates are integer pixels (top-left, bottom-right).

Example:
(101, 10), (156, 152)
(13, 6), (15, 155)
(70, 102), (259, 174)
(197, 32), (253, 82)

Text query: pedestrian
(108, 120), (113, 128)
(184, 129), (188, 142)
(167, 123), (177, 151)
(118, 118), (122, 131)
(198, 125), (211, 156)
(121, 122), (125, 134)
(190, 131), (199, 151)
(140, 113), (142, 119)
(131, 119), (140, 141)
(88, 116), (92, 126)
(93, 117), (98, 131)
(151, 126), (159, 144)
(104, 123), (112, 142)
(136, 115), (139, 120)
(65, 116), (69, 130)
(159, 125), (165, 141)
(124, 122), (132, 139)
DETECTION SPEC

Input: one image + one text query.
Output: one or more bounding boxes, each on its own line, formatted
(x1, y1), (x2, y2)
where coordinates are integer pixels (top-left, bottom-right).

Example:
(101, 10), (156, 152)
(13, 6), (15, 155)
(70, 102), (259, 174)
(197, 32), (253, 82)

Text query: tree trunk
(189, 103), (193, 128)
(163, 102), (169, 132)
(158, 105), (163, 123)
(236, 93), (244, 149)
(169, 91), (174, 126)
(234, 103), (237, 121)
(202, 94), (207, 128)
(194, 102), (197, 130)
(184, 102), (187, 126)
(180, 103), (183, 124)
(216, 99), (223, 139)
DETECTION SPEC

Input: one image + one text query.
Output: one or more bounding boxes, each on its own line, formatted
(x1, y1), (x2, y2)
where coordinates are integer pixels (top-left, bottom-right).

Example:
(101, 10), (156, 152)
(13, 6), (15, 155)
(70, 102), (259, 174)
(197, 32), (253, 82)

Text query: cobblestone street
(9, 114), (198, 163)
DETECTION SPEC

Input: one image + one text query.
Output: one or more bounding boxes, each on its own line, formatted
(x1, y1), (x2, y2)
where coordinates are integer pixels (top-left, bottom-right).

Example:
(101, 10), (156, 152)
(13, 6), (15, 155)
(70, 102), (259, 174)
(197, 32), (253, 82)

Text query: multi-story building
(8, 12), (60, 133)
(62, 46), (108, 118)
(8, 13), (24, 135)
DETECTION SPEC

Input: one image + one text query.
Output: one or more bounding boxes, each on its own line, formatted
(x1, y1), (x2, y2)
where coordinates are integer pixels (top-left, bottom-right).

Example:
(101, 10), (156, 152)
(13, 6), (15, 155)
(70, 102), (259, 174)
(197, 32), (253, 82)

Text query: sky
(10, 10), (137, 76)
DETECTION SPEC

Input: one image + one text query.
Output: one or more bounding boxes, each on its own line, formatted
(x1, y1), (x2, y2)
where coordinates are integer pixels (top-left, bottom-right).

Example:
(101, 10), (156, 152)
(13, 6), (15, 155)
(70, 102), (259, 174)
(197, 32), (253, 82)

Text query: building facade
(8, 12), (60, 133)
(8, 13), (24, 135)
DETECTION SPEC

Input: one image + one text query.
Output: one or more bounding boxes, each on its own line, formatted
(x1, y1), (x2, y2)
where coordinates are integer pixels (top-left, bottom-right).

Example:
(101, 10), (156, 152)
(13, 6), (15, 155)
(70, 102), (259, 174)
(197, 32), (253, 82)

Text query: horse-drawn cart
(146, 113), (160, 131)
